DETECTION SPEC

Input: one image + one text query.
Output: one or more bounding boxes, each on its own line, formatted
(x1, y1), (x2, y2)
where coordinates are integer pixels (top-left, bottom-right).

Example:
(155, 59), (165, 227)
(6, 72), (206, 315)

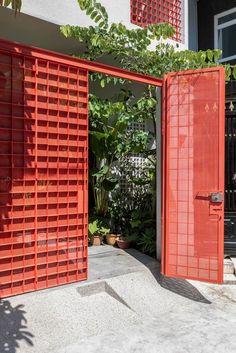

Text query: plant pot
(91, 234), (103, 246)
(117, 239), (131, 249)
(106, 234), (120, 246)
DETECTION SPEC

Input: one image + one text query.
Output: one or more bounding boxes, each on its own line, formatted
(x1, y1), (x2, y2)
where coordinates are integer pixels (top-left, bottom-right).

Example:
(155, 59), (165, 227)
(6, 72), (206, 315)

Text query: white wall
(18, 0), (189, 50)
(19, 0), (135, 27)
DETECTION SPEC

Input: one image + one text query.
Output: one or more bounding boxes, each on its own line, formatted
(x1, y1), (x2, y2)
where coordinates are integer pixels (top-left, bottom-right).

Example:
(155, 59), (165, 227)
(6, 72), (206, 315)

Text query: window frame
(214, 7), (236, 63)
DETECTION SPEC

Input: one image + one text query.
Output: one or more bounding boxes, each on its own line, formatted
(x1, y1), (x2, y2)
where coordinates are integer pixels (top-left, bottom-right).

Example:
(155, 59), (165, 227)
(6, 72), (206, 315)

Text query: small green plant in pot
(117, 232), (136, 250)
(88, 220), (110, 246)
(105, 233), (120, 246)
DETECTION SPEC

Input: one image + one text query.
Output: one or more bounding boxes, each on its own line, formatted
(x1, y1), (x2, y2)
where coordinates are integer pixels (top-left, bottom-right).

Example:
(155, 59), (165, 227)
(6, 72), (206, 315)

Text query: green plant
(61, 1), (229, 224)
(88, 219), (110, 240)
(89, 92), (148, 217)
(137, 227), (156, 257)
(0, 0), (22, 13)
(61, 1), (236, 257)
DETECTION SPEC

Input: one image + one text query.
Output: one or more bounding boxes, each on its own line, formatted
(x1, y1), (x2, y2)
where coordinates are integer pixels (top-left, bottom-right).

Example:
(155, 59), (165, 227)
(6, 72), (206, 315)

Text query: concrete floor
(1, 246), (236, 353)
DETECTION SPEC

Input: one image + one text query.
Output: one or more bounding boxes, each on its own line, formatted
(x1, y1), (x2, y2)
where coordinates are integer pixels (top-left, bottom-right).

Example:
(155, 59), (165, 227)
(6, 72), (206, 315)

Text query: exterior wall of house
(0, 0), (189, 52)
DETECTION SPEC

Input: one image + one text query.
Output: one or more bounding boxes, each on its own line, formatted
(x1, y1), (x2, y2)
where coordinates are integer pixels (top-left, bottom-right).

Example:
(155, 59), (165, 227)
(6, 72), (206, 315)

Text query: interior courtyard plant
(88, 219), (110, 246)
(89, 92), (148, 218)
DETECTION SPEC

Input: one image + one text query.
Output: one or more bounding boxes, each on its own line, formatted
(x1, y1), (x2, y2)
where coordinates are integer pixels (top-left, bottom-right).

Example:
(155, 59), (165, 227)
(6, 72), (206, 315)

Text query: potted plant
(105, 233), (120, 246)
(88, 220), (110, 246)
(117, 235), (132, 249)
(117, 232), (136, 250)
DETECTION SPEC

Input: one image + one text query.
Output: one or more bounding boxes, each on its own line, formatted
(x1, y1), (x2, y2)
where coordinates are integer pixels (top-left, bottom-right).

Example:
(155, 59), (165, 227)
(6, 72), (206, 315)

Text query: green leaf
(4, 0), (11, 6)
(130, 220), (142, 228)
(88, 220), (99, 235)
(225, 65), (231, 81)
(206, 49), (213, 62)
(233, 66), (236, 80)
(92, 165), (109, 178)
(101, 179), (118, 191)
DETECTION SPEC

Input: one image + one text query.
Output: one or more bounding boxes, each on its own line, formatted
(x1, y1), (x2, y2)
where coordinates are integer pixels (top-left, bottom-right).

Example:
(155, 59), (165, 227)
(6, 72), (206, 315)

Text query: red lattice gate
(0, 39), (225, 298)
(0, 41), (89, 298)
(0, 39), (162, 298)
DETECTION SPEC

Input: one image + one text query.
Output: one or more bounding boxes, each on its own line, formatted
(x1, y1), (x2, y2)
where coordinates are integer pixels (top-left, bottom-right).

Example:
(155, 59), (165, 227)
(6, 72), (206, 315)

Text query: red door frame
(0, 39), (163, 87)
(162, 68), (225, 284)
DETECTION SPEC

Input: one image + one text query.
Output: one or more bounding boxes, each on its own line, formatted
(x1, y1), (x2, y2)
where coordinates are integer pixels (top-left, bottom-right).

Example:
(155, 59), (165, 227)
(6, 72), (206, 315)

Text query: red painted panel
(162, 68), (225, 283)
(130, 0), (182, 42)
(0, 42), (88, 298)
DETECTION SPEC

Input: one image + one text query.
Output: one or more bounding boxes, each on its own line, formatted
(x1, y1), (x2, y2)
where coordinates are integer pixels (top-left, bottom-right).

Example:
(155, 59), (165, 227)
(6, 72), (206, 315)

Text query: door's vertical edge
(84, 69), (89, 280)
(218, 67), (225, 283)
(34, 57), (38, 290)
(161, 75), (168, 275)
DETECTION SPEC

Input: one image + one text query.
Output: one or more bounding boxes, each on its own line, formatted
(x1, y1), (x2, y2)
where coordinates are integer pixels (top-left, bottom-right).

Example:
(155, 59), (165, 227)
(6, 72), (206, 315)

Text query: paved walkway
(1, 246), (236, 353)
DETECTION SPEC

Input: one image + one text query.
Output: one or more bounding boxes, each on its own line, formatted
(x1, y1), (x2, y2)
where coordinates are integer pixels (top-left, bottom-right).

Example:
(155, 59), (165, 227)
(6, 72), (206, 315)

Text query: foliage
(0, 0), (22, 13)
(61, 1), (236, 256)
(88, 219), (110, 240)
(62, 0), (236, 79)
(77, 0), (108, 28)
(61, 1), (228, 222)
(89, 92), (149, 217)
(137, 227), (156, 257)
(129, 210), (156, 256)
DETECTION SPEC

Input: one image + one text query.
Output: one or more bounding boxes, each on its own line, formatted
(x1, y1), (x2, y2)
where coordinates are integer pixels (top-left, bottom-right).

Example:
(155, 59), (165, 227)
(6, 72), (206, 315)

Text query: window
(130, 0), (183, 42)
(215, 8), (236, 62)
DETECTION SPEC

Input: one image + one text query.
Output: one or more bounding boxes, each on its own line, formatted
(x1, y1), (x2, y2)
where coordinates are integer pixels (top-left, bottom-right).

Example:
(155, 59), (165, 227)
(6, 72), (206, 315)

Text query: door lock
(210, 192), (223, 203)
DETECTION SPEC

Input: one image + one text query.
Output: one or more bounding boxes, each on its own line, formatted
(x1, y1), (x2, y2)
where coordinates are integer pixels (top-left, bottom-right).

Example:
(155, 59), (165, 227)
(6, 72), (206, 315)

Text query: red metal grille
(130, 0), (182, 42)
(0, 43), (88, 298)
(162, 68), (225, 283)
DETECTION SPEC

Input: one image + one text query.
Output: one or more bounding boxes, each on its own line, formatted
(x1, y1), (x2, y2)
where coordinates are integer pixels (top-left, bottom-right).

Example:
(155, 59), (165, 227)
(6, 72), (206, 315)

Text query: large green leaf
(101, 178), (118, 191)
(92, 165), (109, 178)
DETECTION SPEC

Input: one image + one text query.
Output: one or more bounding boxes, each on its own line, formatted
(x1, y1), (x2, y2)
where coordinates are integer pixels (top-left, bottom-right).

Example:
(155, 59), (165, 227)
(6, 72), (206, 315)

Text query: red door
(0, 40), (89, 298)
(162, 68), (225, 283)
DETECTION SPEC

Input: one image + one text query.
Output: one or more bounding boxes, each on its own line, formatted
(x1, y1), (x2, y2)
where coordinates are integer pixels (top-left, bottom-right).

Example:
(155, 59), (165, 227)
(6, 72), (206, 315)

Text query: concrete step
(224, 258), (235, 274)
(224, 274), (236, 284)
(230, 257), (236, 272)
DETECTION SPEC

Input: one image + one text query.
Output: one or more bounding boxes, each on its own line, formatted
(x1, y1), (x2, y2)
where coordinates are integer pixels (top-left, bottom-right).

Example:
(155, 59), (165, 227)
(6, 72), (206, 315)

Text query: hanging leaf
(77, 0), (108, 28)
(233, 66), (236, 80)
(225, 65), (231, 81)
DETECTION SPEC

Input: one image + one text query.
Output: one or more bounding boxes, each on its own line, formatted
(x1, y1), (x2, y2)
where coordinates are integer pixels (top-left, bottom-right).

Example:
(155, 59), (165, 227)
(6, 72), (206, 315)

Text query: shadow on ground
(125, 249), (211, 304)
(0, 300), (34, 353)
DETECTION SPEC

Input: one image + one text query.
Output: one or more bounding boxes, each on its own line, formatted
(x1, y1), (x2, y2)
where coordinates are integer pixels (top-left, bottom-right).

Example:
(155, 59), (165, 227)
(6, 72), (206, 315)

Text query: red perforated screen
(162, 68), (225, 284)
(0, 42), (88, 298)
(130, 0), (182, 42)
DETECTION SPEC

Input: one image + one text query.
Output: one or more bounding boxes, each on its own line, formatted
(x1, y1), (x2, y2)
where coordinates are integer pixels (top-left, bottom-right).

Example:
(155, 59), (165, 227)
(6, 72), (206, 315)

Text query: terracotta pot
(117, 239), (131, 249)
(106, 234), (120, 246)
(91, 234), (103, 246)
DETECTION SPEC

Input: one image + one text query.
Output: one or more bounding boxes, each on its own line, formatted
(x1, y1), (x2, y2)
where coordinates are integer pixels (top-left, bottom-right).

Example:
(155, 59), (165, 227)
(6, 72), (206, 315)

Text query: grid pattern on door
(0, 46), (88, 298)
(163, 68), (225, 283)
(130, 0), (182, 42)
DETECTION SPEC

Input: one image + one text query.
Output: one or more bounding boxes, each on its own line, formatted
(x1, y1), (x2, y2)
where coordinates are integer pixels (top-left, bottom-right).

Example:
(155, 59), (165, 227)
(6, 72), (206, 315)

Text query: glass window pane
(218, 24), (236, 58)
